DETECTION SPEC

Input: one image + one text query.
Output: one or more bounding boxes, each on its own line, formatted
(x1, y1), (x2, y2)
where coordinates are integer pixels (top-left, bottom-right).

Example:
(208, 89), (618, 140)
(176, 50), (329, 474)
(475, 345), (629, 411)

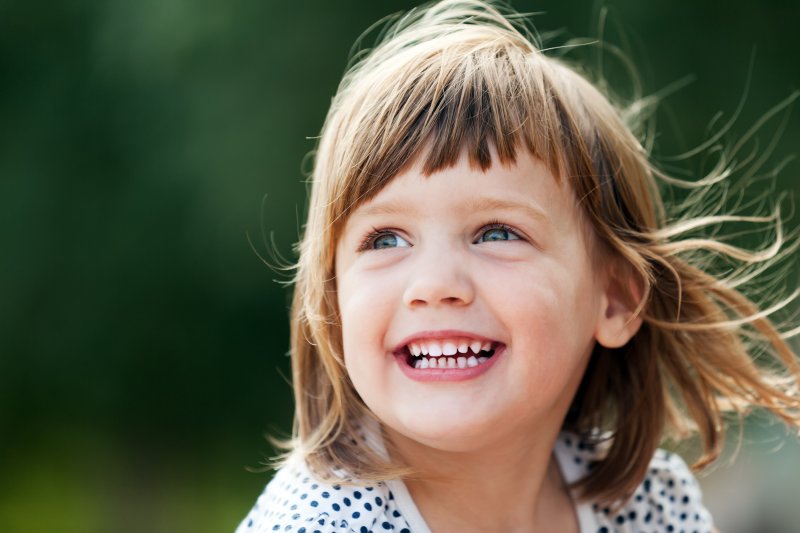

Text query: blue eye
(364, 231), (410, 250)
(477, 224), (521, 243)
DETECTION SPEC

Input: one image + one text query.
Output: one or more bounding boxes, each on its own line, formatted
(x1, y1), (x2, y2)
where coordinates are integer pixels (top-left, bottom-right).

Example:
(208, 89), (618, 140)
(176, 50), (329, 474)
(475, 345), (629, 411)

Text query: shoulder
(557, 435), (715, 532)
(235, 457), (413, 533)
(595, 450), (714, 532)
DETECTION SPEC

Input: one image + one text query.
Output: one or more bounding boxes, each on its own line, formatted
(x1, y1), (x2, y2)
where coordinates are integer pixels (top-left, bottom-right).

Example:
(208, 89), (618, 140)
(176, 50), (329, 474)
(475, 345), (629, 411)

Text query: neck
(385, 427), (579, 532)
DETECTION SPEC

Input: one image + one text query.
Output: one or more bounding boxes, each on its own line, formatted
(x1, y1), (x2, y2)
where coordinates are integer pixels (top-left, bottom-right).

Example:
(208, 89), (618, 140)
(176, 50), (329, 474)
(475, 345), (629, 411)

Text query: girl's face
(335, 149), (628, 452)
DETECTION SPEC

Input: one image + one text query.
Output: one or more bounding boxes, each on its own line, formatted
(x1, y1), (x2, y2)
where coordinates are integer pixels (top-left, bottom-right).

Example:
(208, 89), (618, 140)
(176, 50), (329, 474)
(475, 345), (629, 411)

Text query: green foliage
(0, 1), (797, 531)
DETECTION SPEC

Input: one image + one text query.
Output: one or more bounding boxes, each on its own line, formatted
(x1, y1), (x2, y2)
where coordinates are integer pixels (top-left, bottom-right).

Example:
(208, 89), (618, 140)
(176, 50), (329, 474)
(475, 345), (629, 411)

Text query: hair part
(280, 0), (800, 506)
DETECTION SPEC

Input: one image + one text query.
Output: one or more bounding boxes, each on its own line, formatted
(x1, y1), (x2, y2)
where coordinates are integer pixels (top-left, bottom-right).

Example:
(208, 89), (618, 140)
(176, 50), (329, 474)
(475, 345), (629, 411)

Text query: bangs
(318, 5), (580, 231)
(416, 46), (563, 176)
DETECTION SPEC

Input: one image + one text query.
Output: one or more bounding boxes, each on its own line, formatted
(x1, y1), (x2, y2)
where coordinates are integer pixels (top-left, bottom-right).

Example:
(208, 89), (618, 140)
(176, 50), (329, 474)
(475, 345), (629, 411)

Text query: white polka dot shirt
(236, 433), (714, 532)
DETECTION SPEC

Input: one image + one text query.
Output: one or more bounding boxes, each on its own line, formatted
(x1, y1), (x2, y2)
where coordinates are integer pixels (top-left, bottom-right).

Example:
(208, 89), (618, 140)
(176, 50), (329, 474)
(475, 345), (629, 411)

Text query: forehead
(339, 148), (581, 237)
(334, 140), (566, 223)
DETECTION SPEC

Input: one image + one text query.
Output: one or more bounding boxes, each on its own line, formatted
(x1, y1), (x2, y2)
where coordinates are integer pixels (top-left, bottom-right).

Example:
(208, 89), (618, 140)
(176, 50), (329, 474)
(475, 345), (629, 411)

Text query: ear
(594, 272), (644, 349)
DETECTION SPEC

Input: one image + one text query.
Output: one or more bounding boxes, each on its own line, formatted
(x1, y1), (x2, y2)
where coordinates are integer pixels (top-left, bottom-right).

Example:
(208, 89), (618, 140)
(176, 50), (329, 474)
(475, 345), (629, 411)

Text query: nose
(402, 246), (475, 308)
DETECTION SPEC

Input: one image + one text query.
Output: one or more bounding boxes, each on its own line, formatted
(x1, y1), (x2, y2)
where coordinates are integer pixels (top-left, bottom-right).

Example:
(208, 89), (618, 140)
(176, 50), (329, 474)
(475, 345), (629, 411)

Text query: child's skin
(335, 147), (643, 531)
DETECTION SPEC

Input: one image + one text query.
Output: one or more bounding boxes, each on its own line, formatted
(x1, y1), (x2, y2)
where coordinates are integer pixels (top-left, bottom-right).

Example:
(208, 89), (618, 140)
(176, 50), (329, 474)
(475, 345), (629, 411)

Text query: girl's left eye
(475, 224), (521, 243)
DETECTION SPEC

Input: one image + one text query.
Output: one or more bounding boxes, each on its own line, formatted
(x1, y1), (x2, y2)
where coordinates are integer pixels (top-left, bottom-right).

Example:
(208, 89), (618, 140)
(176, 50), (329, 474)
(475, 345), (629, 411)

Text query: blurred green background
(1, 1), (798, 532)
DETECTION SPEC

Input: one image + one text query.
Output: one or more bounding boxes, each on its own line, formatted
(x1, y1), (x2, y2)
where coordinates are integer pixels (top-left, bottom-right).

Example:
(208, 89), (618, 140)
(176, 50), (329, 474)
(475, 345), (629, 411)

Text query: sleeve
(234, 459), (407, 533)
(621, 450), (715, 532)
(234, 465), (353, 533)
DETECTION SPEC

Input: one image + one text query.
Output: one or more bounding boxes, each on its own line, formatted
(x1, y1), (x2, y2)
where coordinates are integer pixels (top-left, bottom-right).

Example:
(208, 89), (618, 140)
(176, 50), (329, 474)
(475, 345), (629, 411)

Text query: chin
(386, 408), (505, 452)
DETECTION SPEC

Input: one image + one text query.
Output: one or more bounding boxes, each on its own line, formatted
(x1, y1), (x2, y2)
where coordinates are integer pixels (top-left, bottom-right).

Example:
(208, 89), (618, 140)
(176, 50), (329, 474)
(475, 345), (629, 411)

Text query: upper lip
(392, 329), (500, 352)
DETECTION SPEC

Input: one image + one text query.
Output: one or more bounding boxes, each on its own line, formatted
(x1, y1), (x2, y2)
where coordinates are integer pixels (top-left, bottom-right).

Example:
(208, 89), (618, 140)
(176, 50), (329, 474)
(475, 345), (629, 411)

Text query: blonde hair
(282, 0), (800, 505)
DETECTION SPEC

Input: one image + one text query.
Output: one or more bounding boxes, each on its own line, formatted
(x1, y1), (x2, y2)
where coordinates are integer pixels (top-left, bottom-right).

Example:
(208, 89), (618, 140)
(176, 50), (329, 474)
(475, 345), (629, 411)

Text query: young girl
(237, 1), (800, 531)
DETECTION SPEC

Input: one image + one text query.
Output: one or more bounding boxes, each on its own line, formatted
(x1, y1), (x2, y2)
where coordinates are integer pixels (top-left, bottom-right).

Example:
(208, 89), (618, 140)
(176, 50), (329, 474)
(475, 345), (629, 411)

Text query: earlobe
(595, 276), (644, 349)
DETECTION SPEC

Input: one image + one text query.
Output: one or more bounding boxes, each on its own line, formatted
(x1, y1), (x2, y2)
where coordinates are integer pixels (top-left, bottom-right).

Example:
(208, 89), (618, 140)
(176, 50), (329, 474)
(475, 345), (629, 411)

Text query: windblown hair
(282, 0), (800, 505)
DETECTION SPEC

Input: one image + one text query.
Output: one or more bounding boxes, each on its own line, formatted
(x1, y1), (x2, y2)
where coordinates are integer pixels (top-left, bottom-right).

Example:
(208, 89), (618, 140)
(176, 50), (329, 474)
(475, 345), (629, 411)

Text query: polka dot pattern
(558, 436), (714, 533)
(236, 434), (714, 532)
(235, 456), (414, 532)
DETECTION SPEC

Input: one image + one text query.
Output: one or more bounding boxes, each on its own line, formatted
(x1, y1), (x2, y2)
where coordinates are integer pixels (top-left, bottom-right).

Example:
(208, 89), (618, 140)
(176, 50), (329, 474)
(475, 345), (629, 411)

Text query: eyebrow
(355, 196), (550, 225)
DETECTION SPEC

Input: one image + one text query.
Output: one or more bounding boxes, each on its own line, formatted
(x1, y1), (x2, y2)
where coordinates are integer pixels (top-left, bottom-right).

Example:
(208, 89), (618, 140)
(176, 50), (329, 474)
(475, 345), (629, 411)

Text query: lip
(391, 330), (505, 382)
(392, 329), (499, 352)
(394, 344), (504, 382)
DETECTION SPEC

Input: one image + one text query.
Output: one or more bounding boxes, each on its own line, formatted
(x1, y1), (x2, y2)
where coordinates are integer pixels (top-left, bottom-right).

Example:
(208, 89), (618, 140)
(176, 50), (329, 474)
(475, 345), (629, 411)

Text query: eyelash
(357, 221), (524, 251)
(477, 220), (522, 243)
(358, 227), (400, 252)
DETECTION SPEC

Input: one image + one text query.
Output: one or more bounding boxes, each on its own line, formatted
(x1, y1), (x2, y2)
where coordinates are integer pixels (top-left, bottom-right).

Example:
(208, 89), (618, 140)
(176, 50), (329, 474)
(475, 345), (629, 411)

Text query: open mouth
(400, 338), (501, 369)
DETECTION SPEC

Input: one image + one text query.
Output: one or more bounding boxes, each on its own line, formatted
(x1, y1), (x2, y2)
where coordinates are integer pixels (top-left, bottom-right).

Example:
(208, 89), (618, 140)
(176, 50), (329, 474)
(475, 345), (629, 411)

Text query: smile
(406, 338), (498, 368)
(393, 334), (503, 380)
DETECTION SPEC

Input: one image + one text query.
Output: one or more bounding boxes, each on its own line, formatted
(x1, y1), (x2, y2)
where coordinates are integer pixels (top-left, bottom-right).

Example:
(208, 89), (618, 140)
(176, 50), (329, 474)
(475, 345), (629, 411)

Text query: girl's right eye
(360, 230), (410, 251)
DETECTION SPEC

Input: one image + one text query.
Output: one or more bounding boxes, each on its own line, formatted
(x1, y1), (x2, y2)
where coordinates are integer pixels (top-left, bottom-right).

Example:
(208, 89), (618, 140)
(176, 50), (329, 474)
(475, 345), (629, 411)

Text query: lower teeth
(412, 354), (491, 369)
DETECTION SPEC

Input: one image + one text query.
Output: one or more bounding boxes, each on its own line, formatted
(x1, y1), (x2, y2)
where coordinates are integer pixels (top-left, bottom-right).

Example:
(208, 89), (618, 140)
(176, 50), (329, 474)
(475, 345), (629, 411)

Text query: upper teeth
(408, 338), (494, 357)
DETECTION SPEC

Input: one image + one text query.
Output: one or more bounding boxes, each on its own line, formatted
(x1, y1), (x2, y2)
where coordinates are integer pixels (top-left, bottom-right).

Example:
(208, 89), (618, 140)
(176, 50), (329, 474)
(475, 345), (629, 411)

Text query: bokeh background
(1, 0), (798, 532)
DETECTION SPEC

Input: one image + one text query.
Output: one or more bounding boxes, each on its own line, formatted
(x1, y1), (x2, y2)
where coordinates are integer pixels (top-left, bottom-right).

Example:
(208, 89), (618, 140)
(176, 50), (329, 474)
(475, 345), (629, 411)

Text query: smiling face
(335, 149), (632, 453)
